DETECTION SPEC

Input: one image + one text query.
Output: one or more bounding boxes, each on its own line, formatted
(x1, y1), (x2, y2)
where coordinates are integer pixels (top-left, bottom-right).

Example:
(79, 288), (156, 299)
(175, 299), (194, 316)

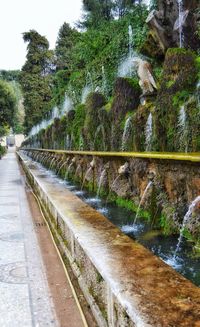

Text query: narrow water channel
(29, 158), (200, 287)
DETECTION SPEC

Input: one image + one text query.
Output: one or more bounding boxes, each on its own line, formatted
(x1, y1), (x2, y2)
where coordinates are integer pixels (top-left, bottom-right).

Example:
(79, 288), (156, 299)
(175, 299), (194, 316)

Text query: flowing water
(81, 166), (92, 190)
(81, 72), (94, 104)
(134, 181), (152, 224)
(145, 113), (153, 152)
(61, 93), (73, 115)
(118, 25), (136, 77)
(173, 195), (200, 258)
(28, 94), (73, 138)
(57, 161), (68, 175)
(97, 169), (107, 197)
(121, 117), (132, 151)
(22, 153), (200, 287)
(178, 105), (186, 129)
(175, 0), (184, 48)
(178, 105), (188, 151)
(49, 157), (56, 170)
(196, 80), (200, 106)
(94, 125), (106, 151)
(128, 25), (134, 58)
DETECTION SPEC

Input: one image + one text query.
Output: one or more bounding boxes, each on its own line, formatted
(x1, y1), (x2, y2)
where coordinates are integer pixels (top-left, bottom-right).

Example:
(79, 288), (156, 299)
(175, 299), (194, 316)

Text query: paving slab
(0, 149), (58, 327)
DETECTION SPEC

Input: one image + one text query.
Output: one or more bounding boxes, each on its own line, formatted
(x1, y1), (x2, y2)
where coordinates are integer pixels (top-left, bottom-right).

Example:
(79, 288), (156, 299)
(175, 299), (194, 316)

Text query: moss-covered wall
(23, 49), (200, 153)
(154, 48), (198, 151)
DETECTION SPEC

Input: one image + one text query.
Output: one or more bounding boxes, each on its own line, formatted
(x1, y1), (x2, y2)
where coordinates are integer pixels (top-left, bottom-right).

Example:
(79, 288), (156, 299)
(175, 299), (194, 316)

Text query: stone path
(0, 149), (58, 327)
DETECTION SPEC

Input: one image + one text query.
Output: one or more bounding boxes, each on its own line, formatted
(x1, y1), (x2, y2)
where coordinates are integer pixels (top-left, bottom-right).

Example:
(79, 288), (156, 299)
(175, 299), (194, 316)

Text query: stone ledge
(18, 153), (200, 327)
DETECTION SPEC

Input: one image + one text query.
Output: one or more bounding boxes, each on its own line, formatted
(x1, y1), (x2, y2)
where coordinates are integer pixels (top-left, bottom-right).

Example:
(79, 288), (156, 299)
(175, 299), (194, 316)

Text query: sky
(0, 0), (83, 70)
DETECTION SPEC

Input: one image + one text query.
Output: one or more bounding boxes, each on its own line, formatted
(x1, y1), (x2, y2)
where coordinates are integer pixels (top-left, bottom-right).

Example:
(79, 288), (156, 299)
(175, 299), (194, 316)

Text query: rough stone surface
(20, 150), (200, 327)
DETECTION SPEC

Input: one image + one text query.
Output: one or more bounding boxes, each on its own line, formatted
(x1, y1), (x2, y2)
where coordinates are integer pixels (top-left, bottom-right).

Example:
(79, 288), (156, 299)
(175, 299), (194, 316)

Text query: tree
(20, 30), (54, 133)
(55, 23), (80, 71)
(22, 30), (54, 75)
(0, 70), (20, 82)
(0, 71), (24, 134)
(113, 0), (137, 18)
(82, 0), (114, 27)
(0, 80), (16, 136)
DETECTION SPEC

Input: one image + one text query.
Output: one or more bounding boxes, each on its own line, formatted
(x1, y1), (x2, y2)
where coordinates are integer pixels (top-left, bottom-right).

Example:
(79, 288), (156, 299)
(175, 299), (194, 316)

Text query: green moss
(115, 197), (151, 221)
(172, 90), (190, 107)
(160, 213), (176, 235)
(166, 48), (196, 57)
(154, 48), (198, 151)
(124, 77), (140, 91)
(104, 98), (113, 112)
(116, 197), (137, 211)
(166, 80), (175, 88)
(84, 92), (106, 150)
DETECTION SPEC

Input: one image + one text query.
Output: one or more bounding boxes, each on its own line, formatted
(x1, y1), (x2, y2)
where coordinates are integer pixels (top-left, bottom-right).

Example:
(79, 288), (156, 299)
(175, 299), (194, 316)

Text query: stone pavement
(0, 149), (58, 327)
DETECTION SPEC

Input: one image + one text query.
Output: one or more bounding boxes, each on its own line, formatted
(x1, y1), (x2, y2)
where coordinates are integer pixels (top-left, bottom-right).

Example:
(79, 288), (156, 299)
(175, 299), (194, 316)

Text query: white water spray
(174, 196), (200, 258)
(134, 181), (152, 224)
(174, 0), (188, 48)
(145, 113), (153, 152)
(118, 25), (137, 77)
(121, 117), (132, 151)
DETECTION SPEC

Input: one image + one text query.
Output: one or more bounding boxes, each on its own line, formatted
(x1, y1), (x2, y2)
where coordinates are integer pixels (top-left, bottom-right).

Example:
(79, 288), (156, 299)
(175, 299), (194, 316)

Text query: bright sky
(0, 0), (83, 70)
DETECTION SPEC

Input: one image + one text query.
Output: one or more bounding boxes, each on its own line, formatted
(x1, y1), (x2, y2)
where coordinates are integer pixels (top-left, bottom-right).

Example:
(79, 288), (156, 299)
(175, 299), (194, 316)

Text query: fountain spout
(118, 162), (130, 176)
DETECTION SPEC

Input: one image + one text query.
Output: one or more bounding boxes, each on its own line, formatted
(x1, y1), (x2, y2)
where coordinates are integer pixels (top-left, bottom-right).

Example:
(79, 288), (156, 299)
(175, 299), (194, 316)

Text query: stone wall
(18, 151), (200, 327)
(24, 149), (200, 245)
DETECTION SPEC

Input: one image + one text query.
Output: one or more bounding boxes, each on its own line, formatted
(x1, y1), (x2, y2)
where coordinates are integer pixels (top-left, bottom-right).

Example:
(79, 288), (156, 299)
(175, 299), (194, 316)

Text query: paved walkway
(0, 149), (58, 327)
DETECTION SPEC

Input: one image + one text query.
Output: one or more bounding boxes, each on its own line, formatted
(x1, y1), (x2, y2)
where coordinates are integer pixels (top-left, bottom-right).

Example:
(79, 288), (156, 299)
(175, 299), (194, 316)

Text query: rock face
(23, 49), (199, 154)
(154, 48), (198, 151)
(146, 0), (200, 54)
(83, 92), (107, 150)
(110, 77), (141, 150)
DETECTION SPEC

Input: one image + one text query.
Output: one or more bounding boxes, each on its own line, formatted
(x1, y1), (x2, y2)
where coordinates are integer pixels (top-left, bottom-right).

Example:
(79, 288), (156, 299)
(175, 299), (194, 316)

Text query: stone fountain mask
(118, 162), (130, 175)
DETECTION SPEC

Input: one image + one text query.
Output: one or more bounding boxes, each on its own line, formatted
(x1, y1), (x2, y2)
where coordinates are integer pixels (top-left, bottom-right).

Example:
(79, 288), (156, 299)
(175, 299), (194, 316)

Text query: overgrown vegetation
(0, 70), (24, 135)
(19, 2), (148, 135)
(0, 79), (17, 136)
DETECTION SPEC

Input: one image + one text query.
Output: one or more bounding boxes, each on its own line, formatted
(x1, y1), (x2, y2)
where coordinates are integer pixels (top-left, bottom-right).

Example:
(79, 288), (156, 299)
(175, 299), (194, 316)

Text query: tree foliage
(81, 0), (141, 27)
(55, 22), (80, 71)
(20, 30), (54, 133)
(82, 0), (113, 26)
(0, 70), (20, 82)
(0, 80), (16, 136)
(20, 2), (149, 134)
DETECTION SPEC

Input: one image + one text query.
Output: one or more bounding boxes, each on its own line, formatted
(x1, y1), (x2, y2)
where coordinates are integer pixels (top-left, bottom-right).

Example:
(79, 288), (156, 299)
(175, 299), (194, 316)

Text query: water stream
(174, 0), (186, 48)
(81, 166), (92, 190)
(178, 105), (188, 151)
(22, 153), (200, 287)
(81, 72), (94, 104)
(121, 117), (132, 151)
(97, 169), (107, 197)
(118, 25), (135, 77)
(145, 113), (153, 152)
(174, 195), (200, 258)
(134, 181), (152, 224)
